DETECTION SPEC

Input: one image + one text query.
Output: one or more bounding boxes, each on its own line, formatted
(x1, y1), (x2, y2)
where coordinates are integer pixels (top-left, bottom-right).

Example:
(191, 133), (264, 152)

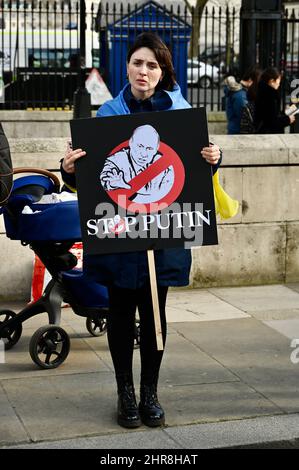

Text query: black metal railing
(282, 8), (299, 105)
(0, 0), (98, 109)
(0, 1), (240, 111)
(0, 1), (299, 112)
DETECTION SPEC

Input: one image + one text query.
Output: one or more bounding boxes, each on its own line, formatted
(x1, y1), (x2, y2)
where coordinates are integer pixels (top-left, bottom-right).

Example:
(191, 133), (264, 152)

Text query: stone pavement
(1, 283), (299, 449)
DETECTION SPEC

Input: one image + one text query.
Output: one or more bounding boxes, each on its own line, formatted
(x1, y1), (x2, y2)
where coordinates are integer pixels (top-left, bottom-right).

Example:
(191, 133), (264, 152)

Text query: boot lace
(142, 385), (160, 407)
(119, 385), (137, 410)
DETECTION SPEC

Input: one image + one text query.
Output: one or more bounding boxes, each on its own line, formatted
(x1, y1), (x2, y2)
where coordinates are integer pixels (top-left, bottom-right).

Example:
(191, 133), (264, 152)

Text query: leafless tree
(183, 0), (209, 58)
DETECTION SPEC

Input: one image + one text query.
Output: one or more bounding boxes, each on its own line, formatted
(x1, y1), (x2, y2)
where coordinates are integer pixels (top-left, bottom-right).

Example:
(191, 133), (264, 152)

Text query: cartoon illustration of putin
(100, 125), (174, 203)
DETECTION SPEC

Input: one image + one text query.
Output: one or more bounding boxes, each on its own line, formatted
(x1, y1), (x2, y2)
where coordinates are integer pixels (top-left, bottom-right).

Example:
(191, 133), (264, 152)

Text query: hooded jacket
(224, 76), (248, 135)
(62, 83), (220, 289)
(96, 82), (191, 117)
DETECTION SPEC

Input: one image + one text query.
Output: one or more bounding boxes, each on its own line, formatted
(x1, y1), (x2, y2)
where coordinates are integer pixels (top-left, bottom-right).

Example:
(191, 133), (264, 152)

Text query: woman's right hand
(62, 140), (86, 174)
(289, 114), (296, 125)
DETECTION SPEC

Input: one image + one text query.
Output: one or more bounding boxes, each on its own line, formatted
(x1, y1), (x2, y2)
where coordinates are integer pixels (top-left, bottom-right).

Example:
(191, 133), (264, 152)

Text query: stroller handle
(13, 167), (60, 192)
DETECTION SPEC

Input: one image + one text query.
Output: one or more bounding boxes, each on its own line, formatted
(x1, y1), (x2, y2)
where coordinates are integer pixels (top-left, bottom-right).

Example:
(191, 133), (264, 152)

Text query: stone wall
(0, 130), (298, 300)
(190, 134), (299, 288)
(0, 110), (227, 137)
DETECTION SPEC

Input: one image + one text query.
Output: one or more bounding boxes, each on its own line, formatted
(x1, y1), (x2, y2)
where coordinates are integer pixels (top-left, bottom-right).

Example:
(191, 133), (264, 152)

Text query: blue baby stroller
(0, 167), (140, 369)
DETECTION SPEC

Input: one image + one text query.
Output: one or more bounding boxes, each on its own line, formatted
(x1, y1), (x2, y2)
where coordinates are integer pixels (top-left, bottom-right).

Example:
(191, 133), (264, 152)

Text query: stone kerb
(0, 111), (228, 137)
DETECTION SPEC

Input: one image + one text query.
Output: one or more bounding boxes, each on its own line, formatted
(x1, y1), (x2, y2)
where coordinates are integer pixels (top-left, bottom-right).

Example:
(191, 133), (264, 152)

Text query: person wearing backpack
(224, 75), (247, 134)
(224, 66), (261, 135)
(240, 66), (262, 134)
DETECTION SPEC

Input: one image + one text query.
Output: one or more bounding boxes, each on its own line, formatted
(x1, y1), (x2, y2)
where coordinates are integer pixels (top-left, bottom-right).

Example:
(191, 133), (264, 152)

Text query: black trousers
(107, 284), (168, 389)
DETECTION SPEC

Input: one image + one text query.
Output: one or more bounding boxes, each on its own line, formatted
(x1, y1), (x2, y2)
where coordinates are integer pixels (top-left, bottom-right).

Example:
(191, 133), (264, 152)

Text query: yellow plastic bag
(212, 170), (239, 220)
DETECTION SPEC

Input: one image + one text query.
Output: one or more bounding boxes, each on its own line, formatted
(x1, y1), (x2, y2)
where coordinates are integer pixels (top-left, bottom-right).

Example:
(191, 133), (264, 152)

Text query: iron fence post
(73, 0), (91, 119)
(239, 0), (283, 75)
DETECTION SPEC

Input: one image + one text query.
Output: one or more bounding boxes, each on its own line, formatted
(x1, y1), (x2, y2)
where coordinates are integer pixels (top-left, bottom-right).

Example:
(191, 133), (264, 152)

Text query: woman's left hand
(201, 143), (221, 165)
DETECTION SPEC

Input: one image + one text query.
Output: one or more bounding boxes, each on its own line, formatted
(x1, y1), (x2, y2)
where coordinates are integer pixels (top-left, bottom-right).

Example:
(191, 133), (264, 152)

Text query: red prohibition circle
(105, 140), (185, 213)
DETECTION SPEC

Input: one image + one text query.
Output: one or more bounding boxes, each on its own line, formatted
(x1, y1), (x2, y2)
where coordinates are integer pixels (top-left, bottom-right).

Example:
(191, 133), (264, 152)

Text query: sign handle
(147, 250), (164, 351)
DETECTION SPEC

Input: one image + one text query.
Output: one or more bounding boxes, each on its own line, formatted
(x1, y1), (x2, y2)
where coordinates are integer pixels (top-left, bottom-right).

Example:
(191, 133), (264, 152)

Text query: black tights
(107, 284), (168, 390)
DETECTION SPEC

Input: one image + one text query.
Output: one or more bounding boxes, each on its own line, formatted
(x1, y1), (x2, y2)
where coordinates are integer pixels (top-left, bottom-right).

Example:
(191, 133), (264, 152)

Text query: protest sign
(71, 107), (218, 256)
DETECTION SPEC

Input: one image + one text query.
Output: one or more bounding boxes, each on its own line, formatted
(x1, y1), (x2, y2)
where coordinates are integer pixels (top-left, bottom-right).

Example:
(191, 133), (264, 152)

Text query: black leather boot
(117, 382), (141, 428)
(139, 383), (165, 427)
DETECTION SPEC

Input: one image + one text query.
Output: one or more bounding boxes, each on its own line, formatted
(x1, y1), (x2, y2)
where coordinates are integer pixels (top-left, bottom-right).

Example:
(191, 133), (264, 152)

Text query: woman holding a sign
(61, 32), (221, 429)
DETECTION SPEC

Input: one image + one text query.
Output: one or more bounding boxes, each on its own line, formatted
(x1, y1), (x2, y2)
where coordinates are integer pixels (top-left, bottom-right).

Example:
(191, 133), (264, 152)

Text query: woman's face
(268, 77), (281, 90)
(127, 47), (163, 100)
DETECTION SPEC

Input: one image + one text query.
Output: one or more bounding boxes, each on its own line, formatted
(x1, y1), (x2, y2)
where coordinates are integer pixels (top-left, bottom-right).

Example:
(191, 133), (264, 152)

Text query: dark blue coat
(224, 85), (247, 135)
(84, 248), (191, 289)
(64, 84), (218, 289)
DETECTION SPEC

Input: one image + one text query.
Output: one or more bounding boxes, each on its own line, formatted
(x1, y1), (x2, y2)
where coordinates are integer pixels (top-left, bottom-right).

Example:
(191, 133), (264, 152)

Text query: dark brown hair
(242, 65), (262, 101)
(127, 32), (176, 91)
(260, 67), (281, 84)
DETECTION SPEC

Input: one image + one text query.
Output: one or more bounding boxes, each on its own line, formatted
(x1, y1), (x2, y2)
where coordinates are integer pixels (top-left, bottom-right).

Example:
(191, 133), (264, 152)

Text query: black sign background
(70, 108), (218, 255)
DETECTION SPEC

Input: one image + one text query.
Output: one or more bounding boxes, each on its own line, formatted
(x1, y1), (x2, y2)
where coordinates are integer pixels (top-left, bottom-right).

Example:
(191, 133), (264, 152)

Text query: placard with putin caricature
(71, 107), (218, 255)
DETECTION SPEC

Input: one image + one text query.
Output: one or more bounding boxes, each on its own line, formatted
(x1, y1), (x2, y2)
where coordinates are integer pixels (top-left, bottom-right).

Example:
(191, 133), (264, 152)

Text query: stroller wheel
(86, 315), (108, 337)
(0, 310), (23, 350)
(134, 319), (140, 348)
(29, 325), (70, 369)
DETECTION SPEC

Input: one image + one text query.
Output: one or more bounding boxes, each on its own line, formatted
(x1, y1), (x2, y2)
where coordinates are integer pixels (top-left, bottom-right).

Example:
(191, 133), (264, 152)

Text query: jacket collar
(123, 85), (172, 113)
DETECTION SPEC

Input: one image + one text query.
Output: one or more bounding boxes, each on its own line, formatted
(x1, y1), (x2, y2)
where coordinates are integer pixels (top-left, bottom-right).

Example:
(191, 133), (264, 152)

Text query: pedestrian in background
(224, 66), (262, 135)
(224, 75), (247, 134)
(254, 67), (295, 134)
(240, 65), (262, 134)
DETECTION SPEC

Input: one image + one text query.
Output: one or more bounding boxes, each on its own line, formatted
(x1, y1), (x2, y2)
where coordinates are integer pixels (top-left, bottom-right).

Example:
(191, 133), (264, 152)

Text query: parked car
(199, 46), (228, 66)
(187, 59), (220, 88)
(65, 22), (78, 30)
(199, 46), (237, 76)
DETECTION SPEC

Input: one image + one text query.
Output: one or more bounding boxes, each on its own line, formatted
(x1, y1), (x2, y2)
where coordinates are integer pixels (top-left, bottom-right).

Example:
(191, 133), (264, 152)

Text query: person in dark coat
(254, 67), (295, 134)
(0, 122), (13, 206)
(240, 65), (262, 134)
(61, 32), (222, 429)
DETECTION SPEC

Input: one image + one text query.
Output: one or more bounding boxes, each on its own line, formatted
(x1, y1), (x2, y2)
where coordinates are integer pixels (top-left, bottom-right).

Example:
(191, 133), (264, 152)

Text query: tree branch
(183, 0), (192, 14)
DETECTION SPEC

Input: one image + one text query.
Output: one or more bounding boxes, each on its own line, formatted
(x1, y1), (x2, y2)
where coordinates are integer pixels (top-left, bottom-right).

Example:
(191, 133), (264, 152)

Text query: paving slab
(161, 381), (280, 426)
(0, 383), (29, 446)
(0, 372), (120, 442)
(286, 283), (299, 294)
(0, 376), (280, 446)
(83, 327), (238, 387)
(208, 285), (299, 312)
(5, 413), (299, 449)
(1, 286), (299, 448)
(2, 429), (180, 449)
(246, 309), (299, 321)
(0, 293), (249, 328)
(172, 319), (299, 413)
(263, 319), (299, 340)
(167, 289), (249, 321)
(165, 414), (299, 449)
(165, 306), (204, 322)
(0, 325), (111, 380)
(157, 332), (239, 386)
